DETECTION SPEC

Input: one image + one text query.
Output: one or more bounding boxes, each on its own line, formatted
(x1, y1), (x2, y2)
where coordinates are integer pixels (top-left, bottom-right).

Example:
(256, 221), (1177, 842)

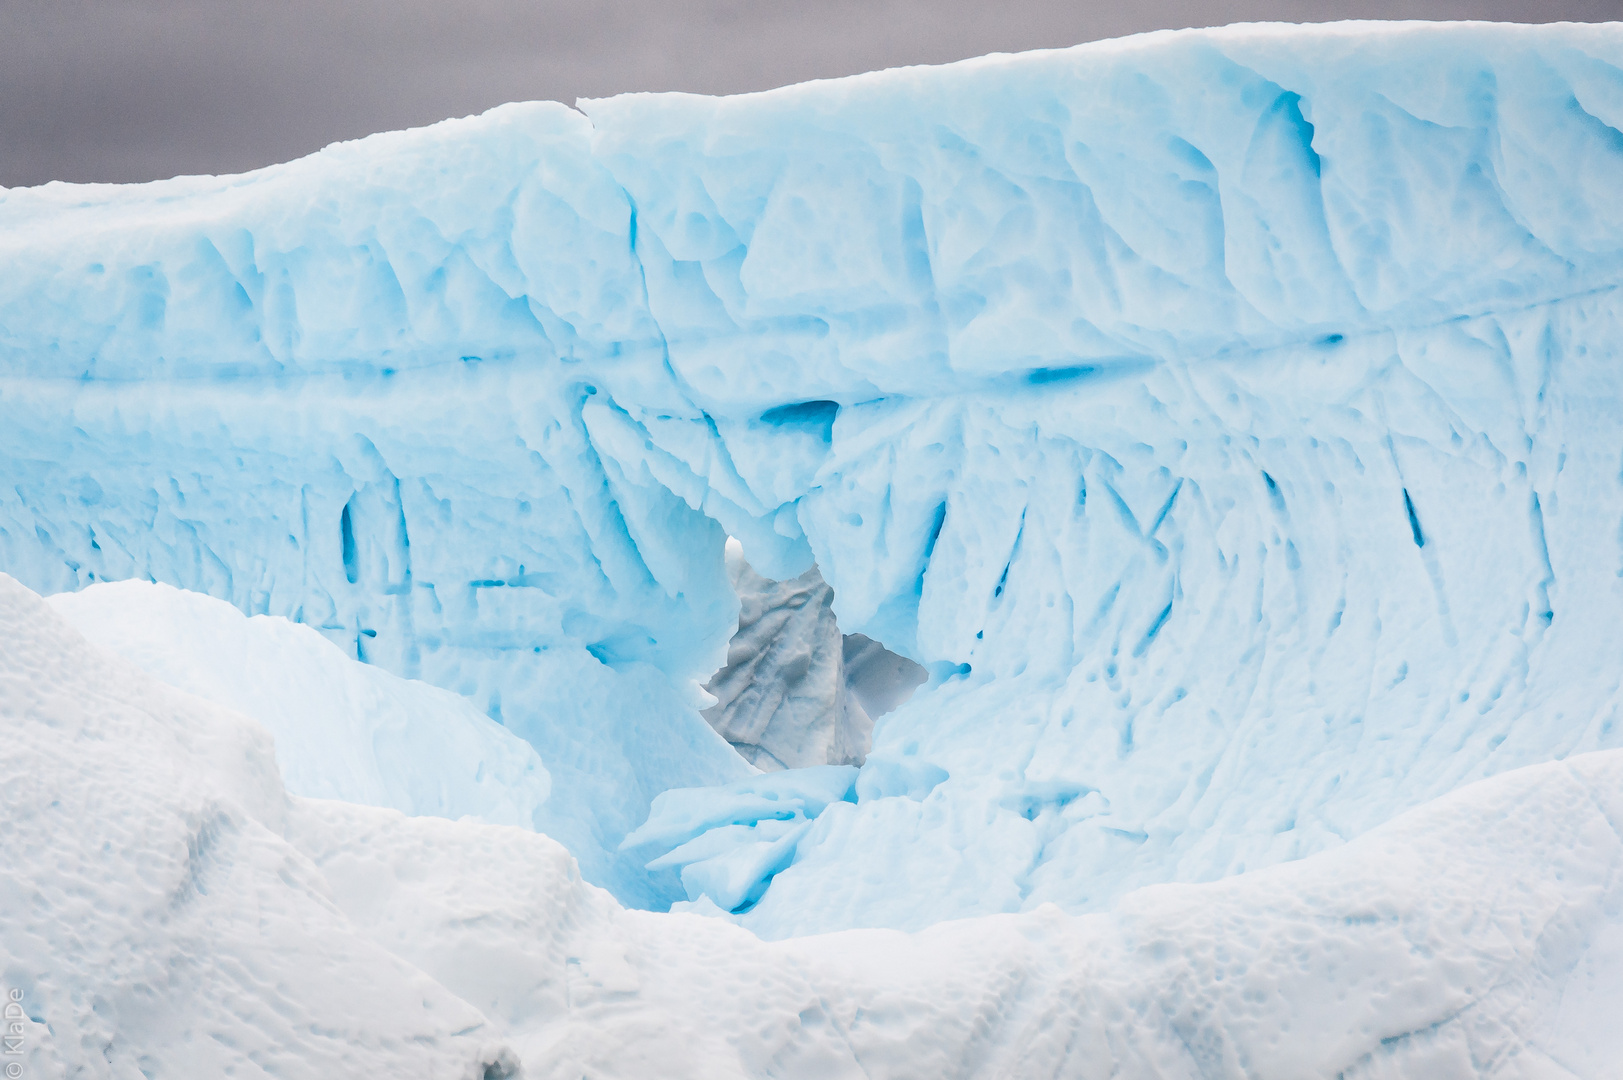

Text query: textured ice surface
(840, 633), (929, 725)
(4, 20), (1623, 931)
(46, 579), (552, 827)
(6, 570), (1622, 1078)
(622, 765), (858, 911)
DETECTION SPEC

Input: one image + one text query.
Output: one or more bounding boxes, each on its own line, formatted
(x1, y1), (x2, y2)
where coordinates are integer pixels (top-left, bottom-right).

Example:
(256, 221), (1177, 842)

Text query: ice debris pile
(7, 569), (1623, 1079)
(623, 765), (860, 913)
(3, 15), (1623, 959)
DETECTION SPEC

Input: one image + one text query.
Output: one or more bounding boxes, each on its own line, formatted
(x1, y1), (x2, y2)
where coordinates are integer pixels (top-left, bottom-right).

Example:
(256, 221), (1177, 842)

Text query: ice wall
(4, 20), (1623, 920)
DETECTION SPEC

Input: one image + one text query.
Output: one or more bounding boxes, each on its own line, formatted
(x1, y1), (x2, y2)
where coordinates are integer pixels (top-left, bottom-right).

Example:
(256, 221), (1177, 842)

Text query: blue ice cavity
(5, 22), (1623, 924)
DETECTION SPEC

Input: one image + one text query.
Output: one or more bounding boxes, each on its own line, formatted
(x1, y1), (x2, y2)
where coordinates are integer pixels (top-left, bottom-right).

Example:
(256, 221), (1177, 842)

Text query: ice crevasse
(4, 20), (1623, 933)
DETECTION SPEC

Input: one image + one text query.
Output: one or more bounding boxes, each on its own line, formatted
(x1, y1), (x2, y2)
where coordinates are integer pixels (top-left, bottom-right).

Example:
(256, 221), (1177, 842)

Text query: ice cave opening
(618, 538), (934, 916)
(700, 537), (927, 773)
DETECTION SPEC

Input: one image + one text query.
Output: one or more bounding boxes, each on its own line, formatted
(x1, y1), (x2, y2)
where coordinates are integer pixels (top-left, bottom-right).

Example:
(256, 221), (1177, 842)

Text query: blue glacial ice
(623, 764), (859, 911)
(4, 20), (1623, 933)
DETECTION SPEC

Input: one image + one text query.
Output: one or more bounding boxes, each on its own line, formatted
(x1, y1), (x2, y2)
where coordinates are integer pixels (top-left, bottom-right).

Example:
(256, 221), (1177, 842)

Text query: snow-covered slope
(305, 755), (1623, 1080)
(4, 570), (1621, 1077)
(3, 20), (1623, 930)
(0, 574), (521, 1078)
(46, 578), (552, 827)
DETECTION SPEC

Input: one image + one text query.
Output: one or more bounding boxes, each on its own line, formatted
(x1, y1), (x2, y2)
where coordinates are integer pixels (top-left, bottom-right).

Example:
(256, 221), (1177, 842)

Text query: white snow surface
(5, 570), (1623, 1077)
(0, 574), (520, 1078)
(45, 578), (551, 827)
(3, 19), (1623, 937)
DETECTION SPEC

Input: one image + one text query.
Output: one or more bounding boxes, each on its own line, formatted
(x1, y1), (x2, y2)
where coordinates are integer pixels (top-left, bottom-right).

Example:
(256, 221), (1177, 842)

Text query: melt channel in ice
(3, 17), (1623, 945)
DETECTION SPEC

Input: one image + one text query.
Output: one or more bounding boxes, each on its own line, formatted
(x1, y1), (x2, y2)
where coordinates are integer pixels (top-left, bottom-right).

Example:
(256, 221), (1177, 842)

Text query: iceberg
(3, 17), (1623, 952)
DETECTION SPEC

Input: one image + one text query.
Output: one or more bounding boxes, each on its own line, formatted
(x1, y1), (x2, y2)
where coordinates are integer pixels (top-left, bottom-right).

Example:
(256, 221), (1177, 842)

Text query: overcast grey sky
(3, 0), (1619, 187)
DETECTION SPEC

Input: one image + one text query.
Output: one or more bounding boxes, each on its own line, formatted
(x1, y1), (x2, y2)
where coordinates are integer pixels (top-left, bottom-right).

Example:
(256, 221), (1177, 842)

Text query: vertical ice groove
(1529, 492), (1555, 624)
(339, 499), (358, 584)
(571, 407), (667, 600)
(1148, 478), (1183, 535)
(1402, 488), (1425, 548)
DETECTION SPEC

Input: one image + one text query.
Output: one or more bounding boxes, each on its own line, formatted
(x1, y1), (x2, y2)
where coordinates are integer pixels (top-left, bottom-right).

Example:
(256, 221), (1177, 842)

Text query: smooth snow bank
(4, 20), (1623, 924)
(4, 570), (1620, 1077)
(47, 578), (551, 827)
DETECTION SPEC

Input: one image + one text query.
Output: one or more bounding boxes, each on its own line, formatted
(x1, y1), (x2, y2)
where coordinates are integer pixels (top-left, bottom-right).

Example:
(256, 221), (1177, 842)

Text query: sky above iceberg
(2, 0), (1618, 187)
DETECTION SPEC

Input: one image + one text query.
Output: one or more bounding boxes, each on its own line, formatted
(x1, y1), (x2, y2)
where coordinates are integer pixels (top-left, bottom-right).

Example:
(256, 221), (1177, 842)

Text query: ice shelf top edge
(3, 20), (1620, 198)
(2, 19), (1622, 410)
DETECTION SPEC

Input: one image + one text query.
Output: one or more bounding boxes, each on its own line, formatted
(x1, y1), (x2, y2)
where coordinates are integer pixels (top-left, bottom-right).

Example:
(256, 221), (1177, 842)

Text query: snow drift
(6, 570), (1623, 1078)
(47, 579), (553, 827)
